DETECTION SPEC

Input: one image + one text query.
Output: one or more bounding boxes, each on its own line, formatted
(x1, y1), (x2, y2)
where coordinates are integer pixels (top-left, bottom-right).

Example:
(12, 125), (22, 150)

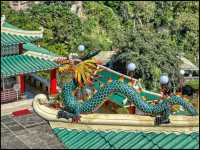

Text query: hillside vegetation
(1, 1), (199, 90)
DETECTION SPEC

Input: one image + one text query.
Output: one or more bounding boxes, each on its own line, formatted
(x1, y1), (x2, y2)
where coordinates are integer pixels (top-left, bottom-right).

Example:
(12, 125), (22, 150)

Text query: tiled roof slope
(1, 55), (60, 77)
(23, 43), (57, 56)
(1, 32), (41, 46)
(1, 16), (43, 46)
(53, 128), (199, 149)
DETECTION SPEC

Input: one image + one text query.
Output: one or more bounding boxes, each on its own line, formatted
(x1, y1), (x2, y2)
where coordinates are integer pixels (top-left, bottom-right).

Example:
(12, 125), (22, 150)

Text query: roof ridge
(58, 127), (198, 135)
(1, 26), (43, 38)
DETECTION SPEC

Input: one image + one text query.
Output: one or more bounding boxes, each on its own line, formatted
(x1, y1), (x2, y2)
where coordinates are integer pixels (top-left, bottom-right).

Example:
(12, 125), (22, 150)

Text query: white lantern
(160, 75), (169, 84)
(78, 45), (85, 52)
(127, 63), (136, 71)
(180, 69), (185, 75)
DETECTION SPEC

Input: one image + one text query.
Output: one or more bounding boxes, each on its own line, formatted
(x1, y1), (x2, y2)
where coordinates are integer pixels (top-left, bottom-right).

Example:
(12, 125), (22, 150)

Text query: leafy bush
(1, 1), (199, 91)
(185, 80), (199, 90)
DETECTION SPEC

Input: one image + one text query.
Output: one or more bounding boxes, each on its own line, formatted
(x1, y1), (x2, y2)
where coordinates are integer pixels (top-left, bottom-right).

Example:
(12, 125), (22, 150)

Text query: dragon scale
(58, 79), (197, 123)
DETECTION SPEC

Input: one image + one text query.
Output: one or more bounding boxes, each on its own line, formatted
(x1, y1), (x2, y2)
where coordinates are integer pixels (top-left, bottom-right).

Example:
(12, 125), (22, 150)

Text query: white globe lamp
(78, 45), (85, 52)
(127, 63), (136, 71)
(160, 75), (169, 84)
(180, 69), (185, 75)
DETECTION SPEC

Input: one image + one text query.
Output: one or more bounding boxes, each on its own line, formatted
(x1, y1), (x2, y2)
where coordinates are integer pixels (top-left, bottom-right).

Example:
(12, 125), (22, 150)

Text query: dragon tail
(170, 95), (198, 116)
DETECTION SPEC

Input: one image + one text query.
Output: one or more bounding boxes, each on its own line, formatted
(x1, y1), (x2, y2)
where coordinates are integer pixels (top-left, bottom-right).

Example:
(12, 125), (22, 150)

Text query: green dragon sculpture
(57, 79), (197, 125)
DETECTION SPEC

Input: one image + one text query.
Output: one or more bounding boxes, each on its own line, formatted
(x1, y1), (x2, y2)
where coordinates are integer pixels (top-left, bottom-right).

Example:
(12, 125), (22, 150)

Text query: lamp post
(127, 63), (136, 77)
(78, 44), (85, 57)
(127, 63), (136, 114)
(160, 74), (170, 99)
(179, 69), (185, 95)
(77, 44), (85, 100)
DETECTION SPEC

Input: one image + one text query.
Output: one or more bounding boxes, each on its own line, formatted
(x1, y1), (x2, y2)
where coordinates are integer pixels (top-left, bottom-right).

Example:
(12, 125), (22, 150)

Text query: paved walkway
(1, 110), (65, 149)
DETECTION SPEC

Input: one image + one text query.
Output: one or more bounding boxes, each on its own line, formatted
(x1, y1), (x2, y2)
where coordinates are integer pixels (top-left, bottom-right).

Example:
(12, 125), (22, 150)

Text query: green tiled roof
(1, 19), (43, 47)
(1, 55), (60, 77)
(1, 32), (41, 46)
(23, 43), (57, 56)
(53, 128), (199, 149)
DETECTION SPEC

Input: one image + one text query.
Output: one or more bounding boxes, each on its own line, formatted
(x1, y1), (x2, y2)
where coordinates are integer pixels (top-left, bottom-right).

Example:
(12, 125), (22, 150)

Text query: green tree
(82, 2), (122, 51)
(1, 1), (198, 91)
(111, 24), (180, 91)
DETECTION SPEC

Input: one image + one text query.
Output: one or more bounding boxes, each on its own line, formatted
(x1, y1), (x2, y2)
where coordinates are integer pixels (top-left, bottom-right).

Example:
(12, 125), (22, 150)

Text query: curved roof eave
(1, 26), (43, 38)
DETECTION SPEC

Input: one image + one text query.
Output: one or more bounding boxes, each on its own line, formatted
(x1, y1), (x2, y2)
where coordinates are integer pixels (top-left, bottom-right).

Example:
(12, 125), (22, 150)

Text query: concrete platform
(1, 99), (33, 116)
(1, 110), (65, 149)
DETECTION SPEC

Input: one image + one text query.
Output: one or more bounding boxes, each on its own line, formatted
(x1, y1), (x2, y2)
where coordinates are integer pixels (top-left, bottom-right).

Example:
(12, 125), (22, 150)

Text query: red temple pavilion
(1, 15), (62, 103)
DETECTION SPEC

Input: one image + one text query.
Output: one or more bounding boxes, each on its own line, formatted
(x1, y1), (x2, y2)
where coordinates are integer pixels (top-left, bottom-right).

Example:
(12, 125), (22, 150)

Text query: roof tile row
(1, 55), (60, 77)
(52, 128), (199, 149)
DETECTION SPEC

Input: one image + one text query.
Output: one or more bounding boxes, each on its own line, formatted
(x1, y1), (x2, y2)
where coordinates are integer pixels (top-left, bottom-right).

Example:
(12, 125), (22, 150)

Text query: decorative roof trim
(1, 26), (43, 38)
(23, 50), (67, 62)
(23, 51), (57, 61)
(50, 121), (199, 134)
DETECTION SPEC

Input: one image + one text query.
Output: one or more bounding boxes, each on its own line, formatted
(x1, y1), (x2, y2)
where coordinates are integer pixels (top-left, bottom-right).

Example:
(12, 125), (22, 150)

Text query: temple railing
(1, 45), (19, 56)
(1, 88), (18, 103)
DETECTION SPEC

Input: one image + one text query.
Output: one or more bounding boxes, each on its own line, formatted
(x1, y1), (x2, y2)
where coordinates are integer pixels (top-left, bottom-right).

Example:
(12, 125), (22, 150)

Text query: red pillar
(19, 43), (23, 54)
(50, 69), (57, 96)
(20, 74), (25, 96)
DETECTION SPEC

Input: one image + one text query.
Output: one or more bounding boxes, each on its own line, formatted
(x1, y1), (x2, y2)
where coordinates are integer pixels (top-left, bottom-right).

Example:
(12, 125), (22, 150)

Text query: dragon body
(58, 79), (197, 125)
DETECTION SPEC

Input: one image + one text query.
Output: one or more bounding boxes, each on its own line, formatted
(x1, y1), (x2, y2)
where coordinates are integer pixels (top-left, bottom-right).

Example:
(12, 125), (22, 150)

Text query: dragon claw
(72, 115), (81, 123)
(57, 110), (70, 120)
(57, 110), (81, 123)
(154, 116), (170, 125)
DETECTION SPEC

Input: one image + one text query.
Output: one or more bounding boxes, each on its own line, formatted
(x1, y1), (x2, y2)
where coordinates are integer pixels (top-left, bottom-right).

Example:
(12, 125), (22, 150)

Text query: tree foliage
(1, 1), (199, 90)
